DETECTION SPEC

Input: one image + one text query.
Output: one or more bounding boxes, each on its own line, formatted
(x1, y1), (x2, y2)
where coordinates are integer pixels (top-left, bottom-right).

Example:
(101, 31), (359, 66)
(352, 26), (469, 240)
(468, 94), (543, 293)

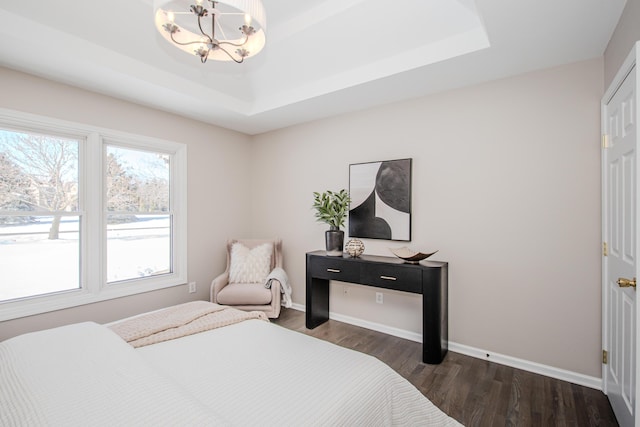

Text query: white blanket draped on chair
(265, 267), (292, 308)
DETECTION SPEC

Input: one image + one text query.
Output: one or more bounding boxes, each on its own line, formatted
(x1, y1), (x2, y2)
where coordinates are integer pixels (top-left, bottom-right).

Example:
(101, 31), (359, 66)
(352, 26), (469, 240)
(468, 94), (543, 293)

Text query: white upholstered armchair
(210, 238), (283, 318)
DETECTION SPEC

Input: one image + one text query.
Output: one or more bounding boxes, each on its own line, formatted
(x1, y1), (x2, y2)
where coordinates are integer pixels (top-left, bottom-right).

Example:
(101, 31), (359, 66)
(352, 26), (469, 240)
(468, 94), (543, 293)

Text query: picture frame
(348, 158), (412, 241)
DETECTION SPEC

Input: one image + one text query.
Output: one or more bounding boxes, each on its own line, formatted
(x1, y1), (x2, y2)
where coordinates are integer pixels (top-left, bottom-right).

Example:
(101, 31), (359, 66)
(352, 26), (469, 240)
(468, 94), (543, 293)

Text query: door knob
(617, 277), (637, 288)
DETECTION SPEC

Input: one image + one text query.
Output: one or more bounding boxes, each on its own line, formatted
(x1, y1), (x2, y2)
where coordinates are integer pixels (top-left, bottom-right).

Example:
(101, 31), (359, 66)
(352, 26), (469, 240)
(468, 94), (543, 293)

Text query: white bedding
(0, 313), (461, 426)
(0, 322), (229, 426)
(137, 319), (460, 426)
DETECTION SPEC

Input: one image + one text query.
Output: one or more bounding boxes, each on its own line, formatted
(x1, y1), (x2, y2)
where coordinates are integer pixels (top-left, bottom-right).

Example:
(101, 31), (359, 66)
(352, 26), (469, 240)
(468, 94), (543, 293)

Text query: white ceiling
(0, 0), (627, 135)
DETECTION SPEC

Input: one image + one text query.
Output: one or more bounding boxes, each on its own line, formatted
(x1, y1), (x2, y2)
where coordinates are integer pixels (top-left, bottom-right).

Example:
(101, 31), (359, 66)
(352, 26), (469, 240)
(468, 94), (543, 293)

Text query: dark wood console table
(305, 251), (448, 364)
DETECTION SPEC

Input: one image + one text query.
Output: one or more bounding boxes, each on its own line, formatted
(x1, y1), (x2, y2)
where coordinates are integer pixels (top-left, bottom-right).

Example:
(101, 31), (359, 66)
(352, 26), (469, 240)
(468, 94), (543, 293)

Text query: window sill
(0, 273), (187, 322)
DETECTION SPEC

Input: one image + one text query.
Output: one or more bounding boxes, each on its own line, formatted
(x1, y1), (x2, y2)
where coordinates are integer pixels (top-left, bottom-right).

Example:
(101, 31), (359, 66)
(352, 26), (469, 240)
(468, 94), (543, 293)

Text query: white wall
(251, 58), (604, 378)
(0, 67), (253, 341)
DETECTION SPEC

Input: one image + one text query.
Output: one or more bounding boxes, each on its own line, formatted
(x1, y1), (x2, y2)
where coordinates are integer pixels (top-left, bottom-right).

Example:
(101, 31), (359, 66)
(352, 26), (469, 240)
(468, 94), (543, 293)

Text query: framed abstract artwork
(348, 158), (411, 241)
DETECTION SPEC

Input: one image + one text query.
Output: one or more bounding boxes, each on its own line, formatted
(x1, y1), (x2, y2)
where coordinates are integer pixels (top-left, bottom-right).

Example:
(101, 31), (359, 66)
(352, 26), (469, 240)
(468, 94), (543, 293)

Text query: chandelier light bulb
(167, 10), (175, 22)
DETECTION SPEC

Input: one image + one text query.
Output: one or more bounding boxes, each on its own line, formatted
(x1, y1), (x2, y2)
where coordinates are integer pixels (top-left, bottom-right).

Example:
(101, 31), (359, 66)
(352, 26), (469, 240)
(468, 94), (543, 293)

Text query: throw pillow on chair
(228, 242), (273, 284)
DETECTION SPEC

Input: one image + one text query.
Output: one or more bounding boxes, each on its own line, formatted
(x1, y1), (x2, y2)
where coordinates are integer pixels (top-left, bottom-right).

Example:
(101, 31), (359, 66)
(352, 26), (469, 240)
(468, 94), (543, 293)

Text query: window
(105, 145), (172, 283)
(0, 110), (187, 321)
(0, 129), (81, 301)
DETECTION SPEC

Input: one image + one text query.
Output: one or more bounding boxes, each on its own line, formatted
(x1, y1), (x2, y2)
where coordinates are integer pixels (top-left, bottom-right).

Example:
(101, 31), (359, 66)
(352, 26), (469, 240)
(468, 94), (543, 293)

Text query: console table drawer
(310, 258), (360, 282)
(361, 265), (422, 293)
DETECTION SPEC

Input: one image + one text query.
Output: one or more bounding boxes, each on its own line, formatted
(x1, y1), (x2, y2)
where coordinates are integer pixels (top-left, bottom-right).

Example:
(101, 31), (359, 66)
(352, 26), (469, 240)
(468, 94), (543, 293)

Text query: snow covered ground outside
(0, 217), (170, 301)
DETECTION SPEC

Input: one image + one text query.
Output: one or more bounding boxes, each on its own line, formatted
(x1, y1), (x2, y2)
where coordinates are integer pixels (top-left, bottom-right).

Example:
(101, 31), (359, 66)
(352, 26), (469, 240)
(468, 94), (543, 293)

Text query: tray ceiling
(0, 0), (627, 134)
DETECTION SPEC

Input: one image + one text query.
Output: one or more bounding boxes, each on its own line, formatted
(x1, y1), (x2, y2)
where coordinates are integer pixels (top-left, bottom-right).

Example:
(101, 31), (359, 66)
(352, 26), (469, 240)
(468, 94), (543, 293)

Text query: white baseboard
(448, 342), (602, 390)
(287, 303), (602, 390)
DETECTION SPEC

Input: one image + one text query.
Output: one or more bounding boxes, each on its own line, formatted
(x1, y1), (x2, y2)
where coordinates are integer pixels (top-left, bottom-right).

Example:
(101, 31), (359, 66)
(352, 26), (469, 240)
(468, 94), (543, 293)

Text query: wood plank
(273, 308), (619, 426)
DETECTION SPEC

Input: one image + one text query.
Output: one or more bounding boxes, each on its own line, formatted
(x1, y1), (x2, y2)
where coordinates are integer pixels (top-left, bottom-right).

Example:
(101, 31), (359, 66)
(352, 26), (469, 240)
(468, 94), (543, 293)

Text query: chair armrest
(210, 271), (230, 303)
(268, 279), (281, 299)
(268, 279), (282, 316)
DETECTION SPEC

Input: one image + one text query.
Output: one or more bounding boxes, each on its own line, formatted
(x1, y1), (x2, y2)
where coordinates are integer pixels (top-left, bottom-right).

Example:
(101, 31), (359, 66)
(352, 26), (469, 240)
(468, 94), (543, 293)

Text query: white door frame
(601, 40), (640, 426)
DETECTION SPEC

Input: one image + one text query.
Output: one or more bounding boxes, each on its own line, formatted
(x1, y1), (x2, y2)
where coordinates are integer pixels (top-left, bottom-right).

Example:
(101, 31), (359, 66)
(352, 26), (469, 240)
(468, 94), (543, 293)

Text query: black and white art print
(349, 158), (411, 241)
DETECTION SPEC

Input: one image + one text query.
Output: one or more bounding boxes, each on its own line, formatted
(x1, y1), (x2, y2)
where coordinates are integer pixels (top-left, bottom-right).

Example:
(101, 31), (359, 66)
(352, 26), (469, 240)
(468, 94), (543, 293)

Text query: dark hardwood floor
(272, 308), (618, 427)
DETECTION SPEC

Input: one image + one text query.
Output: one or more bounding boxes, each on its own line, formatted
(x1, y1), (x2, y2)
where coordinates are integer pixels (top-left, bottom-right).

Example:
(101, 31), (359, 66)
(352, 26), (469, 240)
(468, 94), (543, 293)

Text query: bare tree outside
(137, 177), (168, 212)
(0, 153), (35, 217)
(0, 131), (78, 239)
(134, 152), (170, 213)
(106, 147), (169, 215)
(106, 151), (139, 214)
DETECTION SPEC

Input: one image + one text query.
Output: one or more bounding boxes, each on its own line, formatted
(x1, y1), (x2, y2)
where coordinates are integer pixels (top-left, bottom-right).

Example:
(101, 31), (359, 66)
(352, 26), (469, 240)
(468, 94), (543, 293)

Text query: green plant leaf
(311, 188), (351, 230)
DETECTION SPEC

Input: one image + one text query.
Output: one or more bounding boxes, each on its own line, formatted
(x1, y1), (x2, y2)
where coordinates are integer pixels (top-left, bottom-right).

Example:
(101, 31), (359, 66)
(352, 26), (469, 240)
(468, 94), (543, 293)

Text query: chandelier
(153, 0), (266, 64)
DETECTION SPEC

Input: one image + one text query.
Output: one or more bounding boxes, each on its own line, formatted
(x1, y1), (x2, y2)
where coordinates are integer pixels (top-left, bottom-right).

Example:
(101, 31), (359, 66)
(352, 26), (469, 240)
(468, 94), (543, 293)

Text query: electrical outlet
(343, 286), (349, 295)
(188, 281), (196, 293)
(376, 292), (383, 304)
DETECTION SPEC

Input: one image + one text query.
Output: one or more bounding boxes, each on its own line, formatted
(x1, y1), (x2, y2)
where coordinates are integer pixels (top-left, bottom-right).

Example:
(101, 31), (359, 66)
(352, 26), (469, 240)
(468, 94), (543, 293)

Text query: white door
(603, 63), (637, 427)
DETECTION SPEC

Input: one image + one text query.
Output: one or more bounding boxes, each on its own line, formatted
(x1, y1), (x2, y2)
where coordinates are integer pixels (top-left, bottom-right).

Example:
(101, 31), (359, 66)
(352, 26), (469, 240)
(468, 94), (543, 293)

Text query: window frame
(0, 109), (188, 321)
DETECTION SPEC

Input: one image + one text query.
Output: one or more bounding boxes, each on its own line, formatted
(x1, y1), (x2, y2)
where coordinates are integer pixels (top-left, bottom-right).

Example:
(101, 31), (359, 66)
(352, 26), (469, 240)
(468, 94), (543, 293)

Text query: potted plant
(312, 189), (351, 256)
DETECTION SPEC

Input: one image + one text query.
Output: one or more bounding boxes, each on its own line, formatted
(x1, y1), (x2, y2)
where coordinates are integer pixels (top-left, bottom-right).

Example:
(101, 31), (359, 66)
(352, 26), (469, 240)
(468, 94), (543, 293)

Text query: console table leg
(422, 267), (448, 364)
(306, 277), (330, 329)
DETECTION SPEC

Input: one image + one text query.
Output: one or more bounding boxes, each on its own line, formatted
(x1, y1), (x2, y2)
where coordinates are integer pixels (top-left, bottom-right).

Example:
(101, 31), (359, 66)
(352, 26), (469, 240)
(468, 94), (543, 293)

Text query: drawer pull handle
(380, 275), (397, 281)
(327, 268), (341, 273)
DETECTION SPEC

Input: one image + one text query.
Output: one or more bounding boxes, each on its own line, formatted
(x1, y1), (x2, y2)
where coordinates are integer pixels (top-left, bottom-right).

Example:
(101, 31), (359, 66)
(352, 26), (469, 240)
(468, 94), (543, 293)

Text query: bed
(0, 301), (461, 426)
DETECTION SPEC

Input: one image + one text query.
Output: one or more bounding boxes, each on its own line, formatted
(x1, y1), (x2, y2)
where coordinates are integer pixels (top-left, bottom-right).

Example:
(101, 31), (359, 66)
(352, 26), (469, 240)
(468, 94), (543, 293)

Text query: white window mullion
(83, 132), (103, 294)
(172, 143), (187, 285)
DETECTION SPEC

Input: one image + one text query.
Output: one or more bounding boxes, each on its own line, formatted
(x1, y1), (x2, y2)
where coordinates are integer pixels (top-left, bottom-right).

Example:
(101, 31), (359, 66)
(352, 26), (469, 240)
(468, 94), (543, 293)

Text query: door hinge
(603, 349), (608, 365)
(603, 242), (608, 257)
(602, 134), (610, 148)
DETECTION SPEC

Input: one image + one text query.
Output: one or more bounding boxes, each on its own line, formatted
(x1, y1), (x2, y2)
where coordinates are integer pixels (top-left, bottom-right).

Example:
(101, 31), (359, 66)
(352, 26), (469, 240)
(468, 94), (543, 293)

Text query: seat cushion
(217, 283), (272, 306)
